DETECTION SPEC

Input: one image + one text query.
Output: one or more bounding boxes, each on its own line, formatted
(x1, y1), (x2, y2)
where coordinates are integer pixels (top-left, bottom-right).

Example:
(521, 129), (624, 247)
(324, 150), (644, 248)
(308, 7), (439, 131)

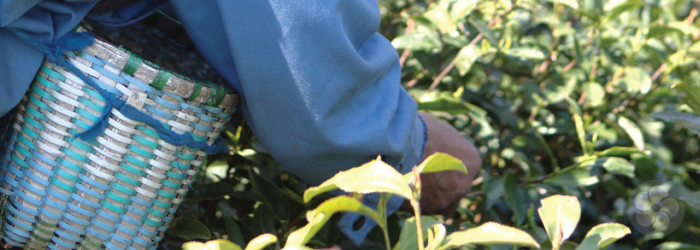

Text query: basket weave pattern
(0, 23), (238, 250)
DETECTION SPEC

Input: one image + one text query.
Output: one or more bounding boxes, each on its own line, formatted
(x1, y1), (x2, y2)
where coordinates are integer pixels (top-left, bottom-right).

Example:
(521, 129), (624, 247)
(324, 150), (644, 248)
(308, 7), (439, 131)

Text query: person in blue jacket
(0, 0), (482, 247)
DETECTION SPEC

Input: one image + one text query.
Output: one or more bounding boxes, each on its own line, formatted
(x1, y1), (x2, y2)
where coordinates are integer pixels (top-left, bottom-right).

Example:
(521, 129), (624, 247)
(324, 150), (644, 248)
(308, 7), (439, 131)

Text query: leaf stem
(411, 199), (425, 250)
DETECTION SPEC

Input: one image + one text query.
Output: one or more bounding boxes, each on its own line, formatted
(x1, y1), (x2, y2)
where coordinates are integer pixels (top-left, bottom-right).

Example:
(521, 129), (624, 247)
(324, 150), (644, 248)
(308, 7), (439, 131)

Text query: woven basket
(0, 16), (239, 250)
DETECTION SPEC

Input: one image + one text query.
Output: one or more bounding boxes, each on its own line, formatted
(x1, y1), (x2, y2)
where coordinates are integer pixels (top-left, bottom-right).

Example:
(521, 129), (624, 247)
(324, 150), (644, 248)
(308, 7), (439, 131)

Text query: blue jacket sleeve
(0, 0), (98, 117)
(167, 0), (426, 245)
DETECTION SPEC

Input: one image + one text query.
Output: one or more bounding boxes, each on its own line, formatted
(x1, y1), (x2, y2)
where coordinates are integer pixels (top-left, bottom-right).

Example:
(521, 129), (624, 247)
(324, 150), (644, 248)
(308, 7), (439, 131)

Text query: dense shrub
(162, 0), (700, 249)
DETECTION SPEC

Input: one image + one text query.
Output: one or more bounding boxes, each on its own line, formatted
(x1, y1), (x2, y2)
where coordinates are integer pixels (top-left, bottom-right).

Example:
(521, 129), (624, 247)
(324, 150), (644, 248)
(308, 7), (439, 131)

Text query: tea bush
(161, 0), (700, 249)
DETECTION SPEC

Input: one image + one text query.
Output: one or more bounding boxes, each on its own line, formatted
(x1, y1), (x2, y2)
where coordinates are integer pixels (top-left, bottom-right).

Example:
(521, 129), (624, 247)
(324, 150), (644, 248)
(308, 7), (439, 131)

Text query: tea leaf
(436, 222), (540, 249)
(538, 195), (581, 249)
(576, 223), (631, 250)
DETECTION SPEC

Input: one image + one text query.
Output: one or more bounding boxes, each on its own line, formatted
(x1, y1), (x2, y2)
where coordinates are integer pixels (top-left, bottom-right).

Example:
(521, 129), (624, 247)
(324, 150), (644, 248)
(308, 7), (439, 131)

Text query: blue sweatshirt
(0, 0), (426, 245)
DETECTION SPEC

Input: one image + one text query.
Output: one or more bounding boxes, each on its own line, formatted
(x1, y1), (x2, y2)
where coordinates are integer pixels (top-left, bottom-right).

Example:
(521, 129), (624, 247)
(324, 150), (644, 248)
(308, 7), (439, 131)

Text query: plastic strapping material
(9, 29), (228, 155)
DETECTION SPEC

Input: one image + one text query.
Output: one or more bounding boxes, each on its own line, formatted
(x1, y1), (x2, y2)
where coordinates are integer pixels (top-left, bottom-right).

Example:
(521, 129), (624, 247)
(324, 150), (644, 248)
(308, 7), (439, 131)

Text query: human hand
(400, 112), (482, 215)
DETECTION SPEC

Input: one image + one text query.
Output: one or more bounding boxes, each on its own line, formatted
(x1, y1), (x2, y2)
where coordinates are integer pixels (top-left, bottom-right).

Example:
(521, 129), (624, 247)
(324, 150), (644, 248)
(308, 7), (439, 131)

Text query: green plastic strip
(187, 82), (203, 101)
(151, 70), (171, 90)
(123, 54), (144, 75)
(114, 173), (139, 186)
(126, 145), (155, 159)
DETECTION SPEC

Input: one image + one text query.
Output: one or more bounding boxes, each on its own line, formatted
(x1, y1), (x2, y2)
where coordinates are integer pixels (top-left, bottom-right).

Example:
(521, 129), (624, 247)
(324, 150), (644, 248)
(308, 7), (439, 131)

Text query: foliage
(160, 0), (700, 249)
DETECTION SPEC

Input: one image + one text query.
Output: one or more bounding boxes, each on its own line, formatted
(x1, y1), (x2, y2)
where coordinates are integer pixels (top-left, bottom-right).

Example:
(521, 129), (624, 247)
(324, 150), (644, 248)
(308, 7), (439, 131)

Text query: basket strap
(9, 29), (229, 155)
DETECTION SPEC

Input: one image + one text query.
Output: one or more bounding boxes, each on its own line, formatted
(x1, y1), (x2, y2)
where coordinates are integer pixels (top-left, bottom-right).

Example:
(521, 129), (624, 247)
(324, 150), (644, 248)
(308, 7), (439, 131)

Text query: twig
(399, 19), (416, 68)
(424, 3), (516, 94)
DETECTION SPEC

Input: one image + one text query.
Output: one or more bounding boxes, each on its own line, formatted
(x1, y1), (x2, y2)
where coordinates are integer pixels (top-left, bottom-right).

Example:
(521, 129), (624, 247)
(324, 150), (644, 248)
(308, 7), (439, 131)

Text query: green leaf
(183, 240), (243, 250)
(601, 157), (635, 178)
(605, 1), (643, 21)
(650, 111), (700, 135)
(632, 154), (659, 181)
(303, 157), (413, 202)
(681, 192), (700, 210)
(454, 45), (481, 76)
(544, 163), (599, 187)
(286, 196), (383, 247)
(582, 82), (605, 107)
(417, 91), (470, 115)
(449, 0), (479, 23)
(281, 246), (315, 250)
(252, 172), (284, 217)
(423, 1), (454, 32)
(427, 224), (447, 250)
(540, 240), (579, 250)
(618, 116), (644, 151)
(392, 33), (442, 51)
(504, 172), (527, 226)
(436, 222), (540, 249)
(537, 195), (581, 249)
(415, 152), (468, 176)
(394, 216), (440, 250)
(185, 182), (235, 201)
(575, 223), (631, 250)
(656, 242), (700, 250)
(594, 147), (641, 157)
(484, 174), (505, 209)
(245, 234), (277, 250)
(673, 82), (700, 115)
(252, 203), (276, 239)
(225, 218), (246, 248)
(504, 47), (546, 60)
(647, 23), (695, 38)
(547, 0), (579, 9)
(620, 67), (652, 94)
(166, 218), (212, 241)
(468, 17), (498, 45)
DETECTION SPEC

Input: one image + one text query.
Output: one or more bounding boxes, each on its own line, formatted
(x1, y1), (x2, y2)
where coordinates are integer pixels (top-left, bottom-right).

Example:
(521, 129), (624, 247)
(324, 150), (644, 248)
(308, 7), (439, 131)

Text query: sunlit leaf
(245, 234), (277, 250)
(620, 67), (652, 94)
(415, 152), (468, 175)
(167, 218), (212, 241)
(183, 240), (243, 250)
(428, 224), (447, 250)
(618, 116), (645, 151)
(504, 47), (546, 60)
(449, 0), (479, 23)
(393, 216), (440, 250)
(547, 0), (579, 9)
(436, 222), (540, 249)
(538, 195), (581, 249)
(286, 196), (383, 247)
(392, 33), (441, 51)
(605, 1), (643, 21)
(417, 91), (470, 115)
(544, 160), (599, 187)
(423, 1), (454, 32)
(582, 82), (605, 107)
(656, 242), (700, 250)
(303, 157), (413, 202)
(594, 147), (641, 157)
(601, 157), (635, 178)
(576, 223), (630, 250)
(455, 45), (481, 75)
